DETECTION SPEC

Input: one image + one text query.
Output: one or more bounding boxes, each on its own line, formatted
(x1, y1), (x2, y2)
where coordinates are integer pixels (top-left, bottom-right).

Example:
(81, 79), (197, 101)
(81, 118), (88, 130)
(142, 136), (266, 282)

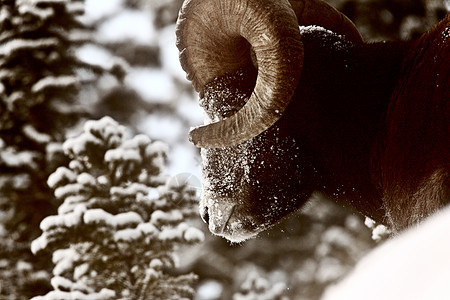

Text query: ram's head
(176, 0), (361, 242)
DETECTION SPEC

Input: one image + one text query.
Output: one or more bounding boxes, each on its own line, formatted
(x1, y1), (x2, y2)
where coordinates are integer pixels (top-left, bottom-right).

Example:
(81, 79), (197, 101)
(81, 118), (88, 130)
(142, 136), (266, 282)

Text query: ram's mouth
(200, 200), (264, 243)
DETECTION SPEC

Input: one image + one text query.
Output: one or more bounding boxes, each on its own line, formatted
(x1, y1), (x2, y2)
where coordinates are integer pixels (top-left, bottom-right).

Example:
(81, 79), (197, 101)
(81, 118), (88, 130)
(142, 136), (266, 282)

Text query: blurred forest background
(0, 0), (448, 299)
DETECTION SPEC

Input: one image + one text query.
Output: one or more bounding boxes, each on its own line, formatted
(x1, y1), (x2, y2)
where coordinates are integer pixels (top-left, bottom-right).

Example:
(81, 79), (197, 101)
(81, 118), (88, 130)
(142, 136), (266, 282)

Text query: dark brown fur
(202, 16), (449, 234)
(380, 17), (450, 230)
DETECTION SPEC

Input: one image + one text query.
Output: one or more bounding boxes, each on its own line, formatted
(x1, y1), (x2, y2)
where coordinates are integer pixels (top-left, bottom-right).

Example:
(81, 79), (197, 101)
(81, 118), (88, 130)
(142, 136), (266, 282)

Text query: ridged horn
(177, 0), (303, 148)
(176, 0), (361, 148)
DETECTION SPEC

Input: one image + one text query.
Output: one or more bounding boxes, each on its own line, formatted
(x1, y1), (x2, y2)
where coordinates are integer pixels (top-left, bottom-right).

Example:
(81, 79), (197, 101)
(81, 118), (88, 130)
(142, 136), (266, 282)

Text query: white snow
(66, 2), (84, 17)
(114, 211), (143, 228)
(371, 224), (390, 242)
(122, 134), (151, 149)
(52, 248), (74, 264)
(315, 257), (347, 283)
(76, 173), (96, 186)
(50, 276), (73, 290)
(31, 236), (46, 255)
(105, 147), (142, 163)
(83, 208), (114, 227)
(31, 288), (115, 300)
(17, 2), (53, 21)
(166, 145), (202, 181)
(138, 114), (184, 145)
(53, 183), (82, 200)
(53, 249), (77, 276)
(40, 205), (85, 231)
(137, 222), (159, 236)
(0, 38), (59, 56)
(114, 228), (142, 242)
(146, 140), (169, 157)
(97, 175), (109, 185)
(57, 195), (87, 214)
(299, 25), (336, 38)
(183, 227), (205, 243)
(321, 226), (355, 249)
(158, 24), (188, 82)
(111, 184), (149, 199)
(16, 260), (32, 272)
(321, 205), (450, 300)
(176, 93), (204, 126)
(364, 216), (391, 242)
(125, 68), (177, 104)
(196, 280), (223, 300)
(31, 290), (67, 300)
(31, 76), (78, 93)
(22, 124), (51, 144)
(96, 9), (156, 45)
(145, 268), (160, 281)
(145, 187), (159, 201)
(82, 0), (124, 24)
(71, 281), (92, 294)
(74, 263), (90, 280)
(364, 217), (376, 228)
(76, 44), (115, 69)
(82, 116), (124, 143)
(233, 269), (287, 300)
(158, 223), (189, 241)
(79, 1), (203, 179)
(146, 140), (169, 172)
(150, 210), (183, 225)
(149, 258), (163, 269)
(63, 206), (85, 227)
(63, 134), (99, 157)
(0, 148), (38, 169)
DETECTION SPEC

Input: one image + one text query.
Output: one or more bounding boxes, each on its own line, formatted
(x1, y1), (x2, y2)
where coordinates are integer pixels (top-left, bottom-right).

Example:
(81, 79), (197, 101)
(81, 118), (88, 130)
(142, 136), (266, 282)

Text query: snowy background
(0, 0), (448, 299)
(77, 0), (203, 181)
(72, 1), (450, 298)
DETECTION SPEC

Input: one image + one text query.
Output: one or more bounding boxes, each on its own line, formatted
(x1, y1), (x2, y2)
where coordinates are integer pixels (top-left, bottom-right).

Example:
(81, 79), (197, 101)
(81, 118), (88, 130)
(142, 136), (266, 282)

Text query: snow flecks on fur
(300, 25), (352, 54)
(198, 70), (309, 242)
(299, 25), (336, 37)
(200, 69), (252, 124)
(201, 129), (303, 240)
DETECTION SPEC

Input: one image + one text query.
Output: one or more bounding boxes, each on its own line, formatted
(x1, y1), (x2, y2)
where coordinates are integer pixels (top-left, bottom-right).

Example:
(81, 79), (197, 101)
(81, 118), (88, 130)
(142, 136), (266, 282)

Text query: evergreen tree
(31, 117), (204, 299)
(0, 0), (125, 298)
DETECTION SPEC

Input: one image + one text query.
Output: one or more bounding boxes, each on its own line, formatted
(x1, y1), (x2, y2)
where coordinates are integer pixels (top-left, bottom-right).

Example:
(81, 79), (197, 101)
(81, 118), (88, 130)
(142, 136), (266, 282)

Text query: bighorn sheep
(176, 0), (449, 242)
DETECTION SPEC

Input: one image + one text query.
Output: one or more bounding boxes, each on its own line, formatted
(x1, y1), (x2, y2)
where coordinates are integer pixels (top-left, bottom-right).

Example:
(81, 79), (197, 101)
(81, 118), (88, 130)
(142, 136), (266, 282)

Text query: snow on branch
(0, 38), (59, 56)
(0, 1), (131, 298)
(32, 117), (204, 299)
(32, 76), (79, 93)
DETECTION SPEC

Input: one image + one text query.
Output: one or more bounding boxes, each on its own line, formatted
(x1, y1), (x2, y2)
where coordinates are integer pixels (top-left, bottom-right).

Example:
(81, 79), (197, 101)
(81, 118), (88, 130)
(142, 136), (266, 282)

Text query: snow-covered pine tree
(31, 116), (204, 300)
(0, 0), (126, 297)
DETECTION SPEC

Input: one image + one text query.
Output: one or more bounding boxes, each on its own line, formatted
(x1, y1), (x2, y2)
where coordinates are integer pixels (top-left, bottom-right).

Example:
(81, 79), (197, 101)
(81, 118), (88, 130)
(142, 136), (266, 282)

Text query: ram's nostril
(202, 206), (210, 225)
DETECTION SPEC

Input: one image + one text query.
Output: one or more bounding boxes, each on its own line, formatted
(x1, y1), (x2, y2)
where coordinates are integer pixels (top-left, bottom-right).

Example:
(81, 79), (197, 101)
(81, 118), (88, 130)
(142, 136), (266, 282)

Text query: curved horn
(177, 0), (303, 148)
(177, 0), (361, 148)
